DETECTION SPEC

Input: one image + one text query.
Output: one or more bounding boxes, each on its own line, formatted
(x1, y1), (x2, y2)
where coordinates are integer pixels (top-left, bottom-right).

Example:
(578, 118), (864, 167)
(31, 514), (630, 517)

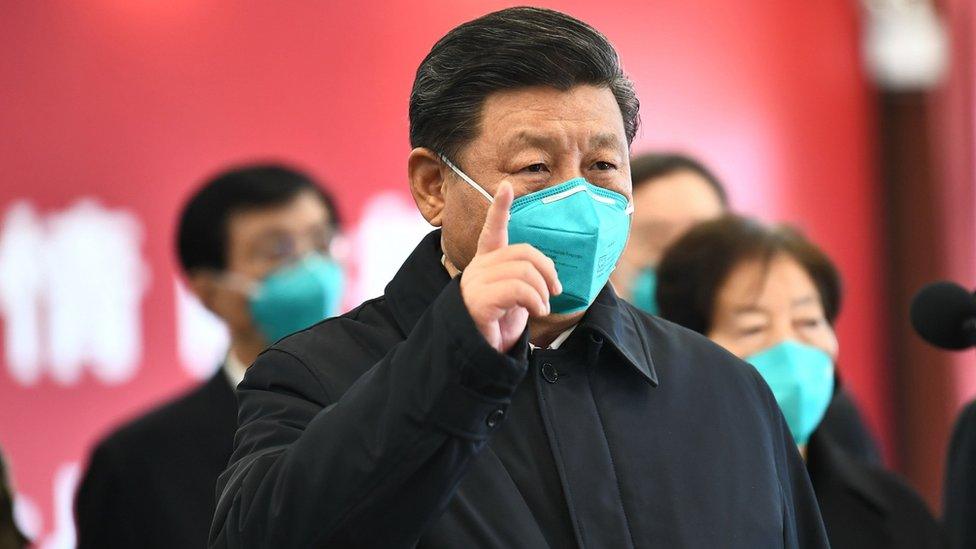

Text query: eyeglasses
(247, 227), (335, 267)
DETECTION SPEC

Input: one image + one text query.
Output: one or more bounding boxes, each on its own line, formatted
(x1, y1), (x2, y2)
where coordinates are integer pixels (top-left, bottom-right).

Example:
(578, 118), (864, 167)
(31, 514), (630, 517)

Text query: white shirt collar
(530, 325), (577, 350)
(223, 350), (248, 389)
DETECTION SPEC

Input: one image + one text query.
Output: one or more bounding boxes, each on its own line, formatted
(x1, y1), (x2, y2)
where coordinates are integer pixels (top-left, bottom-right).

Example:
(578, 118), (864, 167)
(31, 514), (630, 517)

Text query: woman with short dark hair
(657, 214), (944, 549)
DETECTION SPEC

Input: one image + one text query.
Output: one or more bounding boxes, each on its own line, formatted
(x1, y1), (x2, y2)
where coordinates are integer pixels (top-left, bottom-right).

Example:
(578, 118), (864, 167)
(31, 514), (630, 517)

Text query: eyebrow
(589, 133), (623, 150)
(731, 305), (767, 316)
(791, 295), (818, 308)
(251, 222), (329, 243)
(731, 295), (819, 316)
(502, 132), (623, 152)
(505, 132), (560, 150)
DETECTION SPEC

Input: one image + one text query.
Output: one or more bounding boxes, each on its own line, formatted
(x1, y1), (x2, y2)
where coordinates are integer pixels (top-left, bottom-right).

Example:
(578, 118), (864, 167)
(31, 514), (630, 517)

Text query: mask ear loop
(221, 255), (322, 303)
(217, 271), (260, 298)
(439, 154), (495, 203)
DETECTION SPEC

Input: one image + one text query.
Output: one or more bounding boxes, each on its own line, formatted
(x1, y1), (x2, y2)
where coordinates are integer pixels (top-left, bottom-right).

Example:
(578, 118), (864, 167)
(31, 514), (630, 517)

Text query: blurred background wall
(0, 1), (972, 545)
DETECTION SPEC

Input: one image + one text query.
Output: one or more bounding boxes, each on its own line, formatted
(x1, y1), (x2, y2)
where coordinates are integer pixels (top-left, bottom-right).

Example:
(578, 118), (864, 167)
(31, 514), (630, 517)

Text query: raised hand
(459, 182), (562, 353)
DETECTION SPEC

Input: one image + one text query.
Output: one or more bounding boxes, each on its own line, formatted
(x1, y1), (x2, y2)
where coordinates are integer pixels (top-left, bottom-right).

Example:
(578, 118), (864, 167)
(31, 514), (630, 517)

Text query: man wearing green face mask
(657, 215), (945, 549)
(610, 152), (727, 315)
(212, 8), (830, 549)
(75, 163), (343, 549)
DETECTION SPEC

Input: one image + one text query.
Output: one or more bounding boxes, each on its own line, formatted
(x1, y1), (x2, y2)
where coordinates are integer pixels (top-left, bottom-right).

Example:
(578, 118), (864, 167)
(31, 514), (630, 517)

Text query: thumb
(476, 181), (513, 255)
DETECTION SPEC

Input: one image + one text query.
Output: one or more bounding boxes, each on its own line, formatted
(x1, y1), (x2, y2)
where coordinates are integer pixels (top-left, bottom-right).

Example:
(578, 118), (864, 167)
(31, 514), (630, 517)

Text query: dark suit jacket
(945, 399), (976, 549)
(820, 379), (882, 466)
(808, 430), (945, 549)
(75, 370), (239, 549)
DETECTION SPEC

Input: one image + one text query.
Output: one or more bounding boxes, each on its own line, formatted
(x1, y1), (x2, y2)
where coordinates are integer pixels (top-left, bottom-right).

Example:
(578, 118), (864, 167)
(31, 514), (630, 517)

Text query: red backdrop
(0, 1), (889, 544)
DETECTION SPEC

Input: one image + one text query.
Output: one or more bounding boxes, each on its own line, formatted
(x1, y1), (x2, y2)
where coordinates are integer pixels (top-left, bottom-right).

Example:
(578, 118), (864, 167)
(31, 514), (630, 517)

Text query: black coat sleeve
(945, 399), (976, 549)
(209, 279), (529, 548)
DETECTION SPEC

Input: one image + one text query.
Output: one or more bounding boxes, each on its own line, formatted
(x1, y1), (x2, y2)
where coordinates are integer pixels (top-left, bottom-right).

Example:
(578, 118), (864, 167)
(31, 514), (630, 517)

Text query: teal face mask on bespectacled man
(630, 266), (659, 315)
(249, 253), (345, 343)
(745, 340), (835, 446)
(442, 156), (633, 314)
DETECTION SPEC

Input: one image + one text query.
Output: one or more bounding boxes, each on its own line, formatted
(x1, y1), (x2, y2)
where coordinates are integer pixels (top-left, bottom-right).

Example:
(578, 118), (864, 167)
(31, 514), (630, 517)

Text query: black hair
(409, 6), (640, 161)
(176, 163), (340, 274)
(656, 215), (841, 334)
(630, 152), (728, 206)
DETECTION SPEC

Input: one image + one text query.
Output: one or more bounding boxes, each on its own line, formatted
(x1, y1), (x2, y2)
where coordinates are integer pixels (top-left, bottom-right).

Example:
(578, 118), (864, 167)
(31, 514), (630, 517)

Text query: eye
(796, 318), (825, 330)
(737, 326), (765, 338)
(592, 161), (617, 171)
(520, 163), (549, 174)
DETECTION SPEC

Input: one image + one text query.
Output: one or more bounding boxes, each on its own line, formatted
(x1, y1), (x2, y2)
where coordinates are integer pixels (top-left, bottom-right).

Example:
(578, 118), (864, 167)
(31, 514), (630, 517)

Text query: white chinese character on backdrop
(13, 462), (80, 549)
(0, 199), (149, 386)
(0, 202), (45, 384)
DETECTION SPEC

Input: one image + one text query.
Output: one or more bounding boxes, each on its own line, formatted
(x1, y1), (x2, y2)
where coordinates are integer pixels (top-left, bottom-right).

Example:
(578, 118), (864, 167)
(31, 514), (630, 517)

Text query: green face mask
(630, 266), (659, 315)
(745, 340), (834, 446)
(249, 254), (345, 343)
(442, 156), (633, 314)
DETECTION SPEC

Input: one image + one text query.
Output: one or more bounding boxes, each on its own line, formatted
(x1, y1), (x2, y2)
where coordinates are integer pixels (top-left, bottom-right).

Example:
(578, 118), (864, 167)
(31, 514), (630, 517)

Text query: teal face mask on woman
(442, 156), (633, 314)
(746, 340), (835, 446)
(249, 253), (345, 343)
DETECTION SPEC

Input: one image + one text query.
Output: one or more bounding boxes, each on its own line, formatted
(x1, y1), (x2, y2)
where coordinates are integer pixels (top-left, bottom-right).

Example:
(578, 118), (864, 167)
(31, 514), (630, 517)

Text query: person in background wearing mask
(211, 8), (828, 548)
(74, 164), (344, 549)
(610, 152), (727, 315)
(657, 215), (944, 549)
(622, 153), (882, 466)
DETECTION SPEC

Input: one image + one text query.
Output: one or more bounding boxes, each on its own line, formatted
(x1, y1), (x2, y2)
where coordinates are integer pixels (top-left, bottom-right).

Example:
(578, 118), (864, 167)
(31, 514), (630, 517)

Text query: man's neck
(442, 252), (462, 278)
(230, 335), (266, 369)
(529, 313), (582, 349)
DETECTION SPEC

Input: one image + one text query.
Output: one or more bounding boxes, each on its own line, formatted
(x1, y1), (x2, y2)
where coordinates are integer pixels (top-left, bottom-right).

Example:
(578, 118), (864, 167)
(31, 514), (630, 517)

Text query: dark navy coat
(77, 370), (238, 549)
(211, 230), (828, 548)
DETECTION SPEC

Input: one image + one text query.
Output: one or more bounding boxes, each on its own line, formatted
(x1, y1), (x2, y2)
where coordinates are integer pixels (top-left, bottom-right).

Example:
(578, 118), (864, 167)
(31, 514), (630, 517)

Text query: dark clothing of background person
(820, 379), (883, 466)
(945, 399), (976, 549)
(75, 370), (238, 549)
(807, 430), (945, 549)
(210, 230), (828, 548)
(0, 448), (28, 549)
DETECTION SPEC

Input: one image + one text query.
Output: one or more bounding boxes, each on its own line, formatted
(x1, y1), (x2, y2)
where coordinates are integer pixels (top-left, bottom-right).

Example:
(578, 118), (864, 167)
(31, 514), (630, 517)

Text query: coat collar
(576, 283), (658, 385)
(384, 230), (658, 386)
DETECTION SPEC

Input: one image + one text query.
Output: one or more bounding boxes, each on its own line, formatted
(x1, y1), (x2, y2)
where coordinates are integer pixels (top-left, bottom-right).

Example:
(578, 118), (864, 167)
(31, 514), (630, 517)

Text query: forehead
(226, 191), (329, 240)
(633, 171), (724, 223)
(475, 85), (627, 149)
(717, 254), (821, 310)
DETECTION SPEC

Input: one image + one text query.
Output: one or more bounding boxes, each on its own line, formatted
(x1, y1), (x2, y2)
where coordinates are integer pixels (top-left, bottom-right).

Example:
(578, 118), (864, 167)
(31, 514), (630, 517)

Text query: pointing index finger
(477, 181), (513, 255)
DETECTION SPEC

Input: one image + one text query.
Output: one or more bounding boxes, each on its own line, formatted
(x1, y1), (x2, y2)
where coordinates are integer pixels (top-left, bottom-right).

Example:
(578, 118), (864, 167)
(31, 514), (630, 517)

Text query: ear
(187, 271), (221, 315)
(826, 328), (840, 361)
(408, 147), (448, 227)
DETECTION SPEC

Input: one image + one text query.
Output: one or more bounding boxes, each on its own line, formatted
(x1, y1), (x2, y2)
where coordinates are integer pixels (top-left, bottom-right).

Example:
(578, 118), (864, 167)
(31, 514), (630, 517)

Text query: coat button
(541, 362), (559, 384)
(486, 408), (505, 428)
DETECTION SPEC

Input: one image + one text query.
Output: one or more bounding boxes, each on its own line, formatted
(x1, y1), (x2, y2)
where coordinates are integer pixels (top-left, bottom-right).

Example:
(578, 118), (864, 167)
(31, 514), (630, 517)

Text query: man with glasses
(75, 163), (343, 549)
